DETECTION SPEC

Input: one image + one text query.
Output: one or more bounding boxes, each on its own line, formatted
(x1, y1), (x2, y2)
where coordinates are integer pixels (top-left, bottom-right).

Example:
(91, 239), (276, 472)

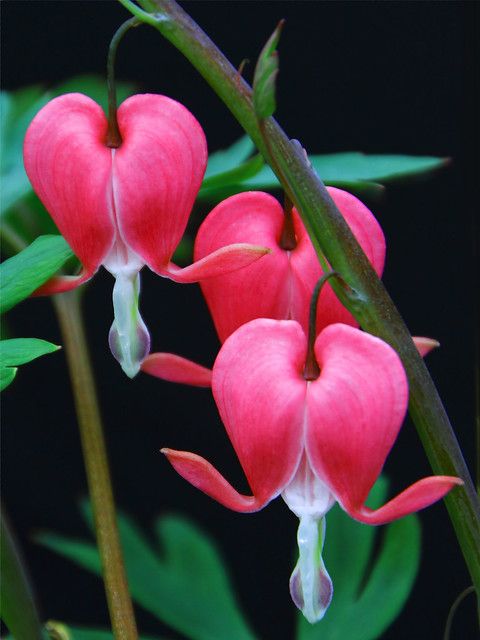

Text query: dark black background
(2, 1), (478, 639)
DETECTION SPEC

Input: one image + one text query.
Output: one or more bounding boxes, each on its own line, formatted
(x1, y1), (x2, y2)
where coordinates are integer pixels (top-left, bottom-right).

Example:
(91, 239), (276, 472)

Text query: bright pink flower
(162, 320), (461, 622)
(194, 188), (386, 342)
(24, 93), (267, 376)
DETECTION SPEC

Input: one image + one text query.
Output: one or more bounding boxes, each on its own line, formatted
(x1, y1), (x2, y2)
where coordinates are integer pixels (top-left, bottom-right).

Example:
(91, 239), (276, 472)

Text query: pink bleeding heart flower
(24, 93), (268, 377)
(194, 188), (386, 342)
(162, 319), (462, 622)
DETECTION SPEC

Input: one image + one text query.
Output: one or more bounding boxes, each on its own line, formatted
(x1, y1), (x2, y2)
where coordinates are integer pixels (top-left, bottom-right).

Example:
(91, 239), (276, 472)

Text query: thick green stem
(121, 0), (480, 598)
(53, 290), (138, 640)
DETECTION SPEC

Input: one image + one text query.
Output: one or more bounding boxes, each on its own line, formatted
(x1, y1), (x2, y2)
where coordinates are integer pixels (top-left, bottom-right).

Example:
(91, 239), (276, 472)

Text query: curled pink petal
(212, 319), (307, 504)
(162, 244), (270, 283)
(413, 336), (440, 357)
(32, 268), (96, 296)
(161, 449), (263, 512)
(141, 353), (212, 387)
(305, 324), (409, 510)
(24, 93), (115, 273)
(114, 95), (207, 271)
(344, 476), (463, 525)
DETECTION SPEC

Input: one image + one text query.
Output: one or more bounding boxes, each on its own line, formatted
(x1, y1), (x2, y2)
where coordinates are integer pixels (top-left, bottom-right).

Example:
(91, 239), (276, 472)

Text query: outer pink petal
(23, 94), (115, 272)
(305, 324), (409, 509)
(114, 95), (207, 272)
(141, 352), (212, 387)
(346, 476), (463, 525)
(162, 243), (270, 283)
(194, 192), (294, 341)
(32, 268), (96, 296)
(413, 336), (440, 357)
(161, 449), (264, 512)
(212, 319), (307, 505)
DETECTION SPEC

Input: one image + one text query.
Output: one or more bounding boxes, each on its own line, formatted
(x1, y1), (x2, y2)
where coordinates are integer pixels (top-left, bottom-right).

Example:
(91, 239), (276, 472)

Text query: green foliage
(0, 235), (73, 314)
(296, 477), (421, 640)
(36, 508), (258, 640)
(1, 510), (47, 640)
(198, 137), (446, 204)
(35, 485), (420, 640)
(253, 21), (284, 119)
(0, 338), (60, 391)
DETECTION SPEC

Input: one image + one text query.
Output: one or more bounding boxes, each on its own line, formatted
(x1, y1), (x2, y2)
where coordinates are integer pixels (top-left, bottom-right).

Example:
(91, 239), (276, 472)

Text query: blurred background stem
(53, 290), (138, 640)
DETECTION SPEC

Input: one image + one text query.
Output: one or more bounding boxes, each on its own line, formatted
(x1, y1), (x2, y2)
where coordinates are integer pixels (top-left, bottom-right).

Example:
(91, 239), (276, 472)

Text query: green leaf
(253, 21), (285, 119)
(243, 152), (446, 190)
(1, 338), (60, 367)
(0, 235), (73, 314)
(36, 508), (258, 640)
(0, 367), (17, 392)
(296, 478), (421, 640)
(1, 507), (46, 640)
(0, 338), (60, 392)
(199, 155), (264, 201)
(204, 135), (255, 179)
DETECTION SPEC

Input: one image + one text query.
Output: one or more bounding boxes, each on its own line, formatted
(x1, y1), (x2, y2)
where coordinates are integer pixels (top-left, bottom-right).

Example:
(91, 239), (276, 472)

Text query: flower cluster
(25, 93), (461, 623)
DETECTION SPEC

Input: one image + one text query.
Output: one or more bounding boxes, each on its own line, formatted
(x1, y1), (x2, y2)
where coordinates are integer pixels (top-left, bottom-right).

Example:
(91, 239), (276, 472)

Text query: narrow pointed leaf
(0, 235), (73, 314)
(0, 367), (17, 392)
(1, 338), (60, 367)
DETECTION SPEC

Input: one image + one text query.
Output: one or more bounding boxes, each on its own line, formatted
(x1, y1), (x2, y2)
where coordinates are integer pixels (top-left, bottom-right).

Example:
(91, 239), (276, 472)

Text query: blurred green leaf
(36, 508), (258, 640)
(0, 366), (17, 391)
(0, 338), (60, 391)
(204, 135), (255, 179)
(0, 235), (73, 314)
(1, 507), (46, 640)
(50, 73), (136, 115)
(296, 478), (421, 640)
(253, 21), (284, 119)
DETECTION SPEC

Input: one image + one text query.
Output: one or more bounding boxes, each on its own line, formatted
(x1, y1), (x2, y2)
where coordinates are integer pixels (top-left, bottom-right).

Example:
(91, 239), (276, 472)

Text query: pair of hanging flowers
(24, 92), (461, 623)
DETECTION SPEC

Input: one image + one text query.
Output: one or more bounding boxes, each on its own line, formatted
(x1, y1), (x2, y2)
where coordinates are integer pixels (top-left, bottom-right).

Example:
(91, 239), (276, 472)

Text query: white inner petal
(282, 452), (335, 519)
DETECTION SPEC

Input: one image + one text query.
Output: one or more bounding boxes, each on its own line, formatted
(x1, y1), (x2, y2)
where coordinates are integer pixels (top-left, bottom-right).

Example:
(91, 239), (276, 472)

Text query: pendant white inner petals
(282, 454), (335, 623)
(103, 149), (150, 378)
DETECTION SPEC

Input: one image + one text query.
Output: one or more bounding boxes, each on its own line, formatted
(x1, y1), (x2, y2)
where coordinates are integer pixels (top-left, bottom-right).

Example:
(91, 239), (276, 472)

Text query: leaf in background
(204, 135), (256, 179)
(0, 235), (73, 314)
(199, 155), (264, 202)
(1, 507), (46, 640)
(1, 76), (136, 218)
(36, 508), (258, 640)
(0, 338), (60, 391)
(296, 477), (421, 640)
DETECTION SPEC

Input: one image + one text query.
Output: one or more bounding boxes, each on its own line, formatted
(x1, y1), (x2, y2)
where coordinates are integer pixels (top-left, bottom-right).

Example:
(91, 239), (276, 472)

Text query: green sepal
(253, 20), (285, 119)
